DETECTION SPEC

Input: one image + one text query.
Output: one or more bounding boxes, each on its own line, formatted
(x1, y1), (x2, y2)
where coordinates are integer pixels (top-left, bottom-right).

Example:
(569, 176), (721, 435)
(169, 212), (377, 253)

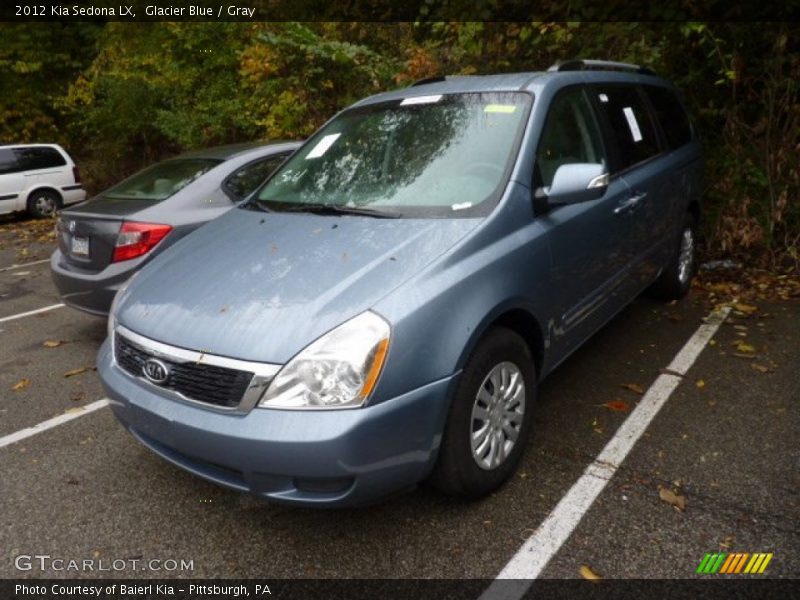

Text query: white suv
(0, 144), (86, 218)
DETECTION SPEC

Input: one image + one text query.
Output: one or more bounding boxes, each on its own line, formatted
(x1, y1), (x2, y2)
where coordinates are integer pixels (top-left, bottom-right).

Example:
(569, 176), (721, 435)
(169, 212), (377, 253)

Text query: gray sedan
(51, 141), (300, 315)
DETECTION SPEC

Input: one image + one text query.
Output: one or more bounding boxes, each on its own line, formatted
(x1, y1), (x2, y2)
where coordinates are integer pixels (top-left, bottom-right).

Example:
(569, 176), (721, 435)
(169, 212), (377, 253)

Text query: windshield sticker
(305, 133), (341, 159)
(484, 104), (517, 114)
(598, 93), (609, 103)
(623, 107), (643, 142)
(451, 202), (473, 211)
(400, 95), (443, 106)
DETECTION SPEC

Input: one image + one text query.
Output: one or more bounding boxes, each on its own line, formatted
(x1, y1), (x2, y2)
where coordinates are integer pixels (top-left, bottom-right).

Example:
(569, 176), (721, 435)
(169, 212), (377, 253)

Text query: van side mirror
(545, 163), (609, 206)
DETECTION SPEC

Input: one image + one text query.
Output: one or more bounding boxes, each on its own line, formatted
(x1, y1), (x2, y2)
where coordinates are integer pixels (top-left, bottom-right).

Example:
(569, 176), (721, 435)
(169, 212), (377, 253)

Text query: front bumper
(98, 339), (456, 507)
(50, 250), (143, 316)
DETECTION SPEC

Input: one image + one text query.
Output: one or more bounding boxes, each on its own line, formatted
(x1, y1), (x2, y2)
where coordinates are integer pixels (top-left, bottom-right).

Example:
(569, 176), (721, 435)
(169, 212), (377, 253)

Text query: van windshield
(251, 92), (532, 217)
(103, 158), (222, 201)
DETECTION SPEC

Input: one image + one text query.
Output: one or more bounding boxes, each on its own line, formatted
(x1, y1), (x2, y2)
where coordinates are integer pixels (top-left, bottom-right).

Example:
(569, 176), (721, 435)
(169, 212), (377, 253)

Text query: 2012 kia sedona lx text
(98, 60), (702, 507)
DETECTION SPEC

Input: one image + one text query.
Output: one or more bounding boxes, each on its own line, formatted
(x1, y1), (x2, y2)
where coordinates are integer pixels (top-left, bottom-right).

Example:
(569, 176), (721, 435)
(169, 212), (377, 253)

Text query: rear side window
(0, 148), (19, 175)
(592, 85), (660, 172)
(13, 146), (67, 171)
(644, 86), (693, 150)
(223, 154), (288, 200)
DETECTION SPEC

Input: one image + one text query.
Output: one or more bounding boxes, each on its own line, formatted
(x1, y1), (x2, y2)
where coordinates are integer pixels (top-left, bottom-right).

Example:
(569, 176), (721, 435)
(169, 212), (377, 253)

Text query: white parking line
(0, 399), (111, 450)
(0, 303), (65, 323)
(0, 258), (50, 272)
(481, 306), (731, 596)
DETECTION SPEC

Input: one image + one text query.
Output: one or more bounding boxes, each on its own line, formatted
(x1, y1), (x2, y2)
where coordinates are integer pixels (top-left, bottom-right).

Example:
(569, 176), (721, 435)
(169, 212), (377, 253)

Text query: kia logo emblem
(142, 358), (170, 385)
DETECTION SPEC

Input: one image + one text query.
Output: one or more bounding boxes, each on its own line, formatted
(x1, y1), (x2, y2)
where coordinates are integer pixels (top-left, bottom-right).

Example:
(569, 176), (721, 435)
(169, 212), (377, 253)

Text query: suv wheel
(27, 189), (62, 219)
(649, 212), (697, 300)
(429, 327), (535, 498)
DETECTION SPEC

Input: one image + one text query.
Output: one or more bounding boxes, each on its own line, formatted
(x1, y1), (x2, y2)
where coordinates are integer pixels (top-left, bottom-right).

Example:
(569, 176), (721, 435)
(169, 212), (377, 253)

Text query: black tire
(648, 212), (698, 301)
(26, 189), (62, 219)
(429, 327), (536, 498)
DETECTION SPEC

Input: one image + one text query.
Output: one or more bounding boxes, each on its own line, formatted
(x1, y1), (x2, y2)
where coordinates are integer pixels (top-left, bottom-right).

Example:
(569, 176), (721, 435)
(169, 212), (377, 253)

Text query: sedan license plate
(71, 236), (90, 257)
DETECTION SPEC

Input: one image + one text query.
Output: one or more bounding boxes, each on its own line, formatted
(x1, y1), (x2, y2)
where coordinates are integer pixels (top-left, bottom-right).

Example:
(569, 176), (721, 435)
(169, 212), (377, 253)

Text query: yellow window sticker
(484, 104), (517, 114)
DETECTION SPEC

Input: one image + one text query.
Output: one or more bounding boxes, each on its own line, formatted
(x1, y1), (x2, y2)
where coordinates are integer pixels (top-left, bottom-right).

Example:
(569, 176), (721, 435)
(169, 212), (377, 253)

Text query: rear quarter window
(644, 85), (693, 151)
(592, 85), (660, 172)
(0, 148), (19, 175)
(13, 146), (67, 171)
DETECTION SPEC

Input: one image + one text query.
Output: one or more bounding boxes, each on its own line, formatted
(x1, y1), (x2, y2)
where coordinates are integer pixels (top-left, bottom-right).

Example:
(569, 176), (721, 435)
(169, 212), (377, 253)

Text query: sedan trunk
(56, 197), (158, 272)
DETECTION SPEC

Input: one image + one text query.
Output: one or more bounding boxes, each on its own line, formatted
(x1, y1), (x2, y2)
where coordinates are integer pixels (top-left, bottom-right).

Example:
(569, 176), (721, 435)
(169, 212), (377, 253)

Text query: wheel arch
(455, 301), (545, 382)
(687, 199), (701, 225)
(27, 185), (63, 203)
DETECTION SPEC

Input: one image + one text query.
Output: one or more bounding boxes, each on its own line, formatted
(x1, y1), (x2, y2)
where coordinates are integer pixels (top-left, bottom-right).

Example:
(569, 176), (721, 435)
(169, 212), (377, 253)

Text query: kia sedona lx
(99, 60), (701, 507)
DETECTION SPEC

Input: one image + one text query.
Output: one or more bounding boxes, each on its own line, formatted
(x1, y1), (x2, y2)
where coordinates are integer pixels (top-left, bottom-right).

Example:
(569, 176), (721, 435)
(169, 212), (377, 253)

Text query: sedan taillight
(112, 222), (172, 263)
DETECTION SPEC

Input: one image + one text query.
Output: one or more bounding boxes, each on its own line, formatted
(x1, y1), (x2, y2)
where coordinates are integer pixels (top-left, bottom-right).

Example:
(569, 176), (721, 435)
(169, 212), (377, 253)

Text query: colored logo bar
(696, 552), (773, 574)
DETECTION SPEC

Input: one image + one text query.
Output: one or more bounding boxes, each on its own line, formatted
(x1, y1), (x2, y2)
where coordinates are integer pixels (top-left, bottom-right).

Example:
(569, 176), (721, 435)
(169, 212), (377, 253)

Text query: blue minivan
(98, 60), (702, 507)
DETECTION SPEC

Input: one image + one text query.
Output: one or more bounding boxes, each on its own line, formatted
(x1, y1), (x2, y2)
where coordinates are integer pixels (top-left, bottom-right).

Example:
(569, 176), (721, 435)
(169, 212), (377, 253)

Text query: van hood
(116, 207), (480, 363)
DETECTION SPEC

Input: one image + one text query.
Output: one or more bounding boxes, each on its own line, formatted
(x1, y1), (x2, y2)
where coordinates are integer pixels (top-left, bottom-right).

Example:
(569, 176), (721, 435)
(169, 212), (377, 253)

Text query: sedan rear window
(104, 159), (222, 201)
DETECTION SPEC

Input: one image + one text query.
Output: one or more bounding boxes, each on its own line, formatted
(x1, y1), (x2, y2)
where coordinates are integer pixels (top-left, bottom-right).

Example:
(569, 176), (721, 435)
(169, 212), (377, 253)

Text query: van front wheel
(429, 327), (535, 498)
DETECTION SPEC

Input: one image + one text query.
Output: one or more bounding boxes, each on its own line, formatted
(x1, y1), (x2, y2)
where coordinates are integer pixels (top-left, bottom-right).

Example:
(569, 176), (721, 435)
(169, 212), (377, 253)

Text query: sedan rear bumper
(97, 339), (456, 507)
(50, 250), (143, 316)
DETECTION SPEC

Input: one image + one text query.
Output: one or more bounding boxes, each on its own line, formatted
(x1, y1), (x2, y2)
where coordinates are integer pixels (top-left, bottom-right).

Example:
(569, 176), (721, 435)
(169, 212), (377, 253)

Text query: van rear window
(14, 146), (67, 170)
(644, 86), (693, 151)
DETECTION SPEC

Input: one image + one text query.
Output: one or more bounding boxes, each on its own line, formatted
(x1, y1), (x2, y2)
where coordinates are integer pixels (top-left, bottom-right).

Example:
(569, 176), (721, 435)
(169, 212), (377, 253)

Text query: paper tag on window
(598, 93), (609, 103)
(622, 107), (643, 142)
(400, 95), (442, 106)
(484, 104), (516, 113)
(306, 133), (341, 159)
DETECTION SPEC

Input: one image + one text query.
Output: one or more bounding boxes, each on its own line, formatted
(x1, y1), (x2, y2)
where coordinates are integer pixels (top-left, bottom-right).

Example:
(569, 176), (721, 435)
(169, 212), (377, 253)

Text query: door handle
(629, 191), (647, 204)
(613, 192), (647, 215)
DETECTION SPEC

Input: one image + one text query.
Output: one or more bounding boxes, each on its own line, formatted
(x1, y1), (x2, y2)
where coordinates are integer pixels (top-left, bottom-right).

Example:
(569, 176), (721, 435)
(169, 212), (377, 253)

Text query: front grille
(115, 334), (254, 409)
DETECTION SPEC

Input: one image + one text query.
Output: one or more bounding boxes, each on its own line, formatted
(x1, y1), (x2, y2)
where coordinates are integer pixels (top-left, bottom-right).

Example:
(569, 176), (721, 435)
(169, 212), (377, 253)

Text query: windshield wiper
(277, 203), (401, 219)
(241, 199), (272, 213)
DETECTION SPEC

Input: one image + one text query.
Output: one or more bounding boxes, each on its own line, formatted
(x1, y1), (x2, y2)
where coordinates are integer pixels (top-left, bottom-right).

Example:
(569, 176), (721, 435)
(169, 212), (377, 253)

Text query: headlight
(259, 311), (390, 410)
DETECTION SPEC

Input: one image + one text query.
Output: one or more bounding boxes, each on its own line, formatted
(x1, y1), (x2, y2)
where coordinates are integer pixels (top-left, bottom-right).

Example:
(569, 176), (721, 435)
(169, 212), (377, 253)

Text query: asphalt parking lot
(1, 217), (798, 582)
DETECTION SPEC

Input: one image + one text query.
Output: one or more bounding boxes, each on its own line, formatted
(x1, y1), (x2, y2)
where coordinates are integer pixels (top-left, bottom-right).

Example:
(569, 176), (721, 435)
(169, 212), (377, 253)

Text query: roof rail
(409, 76), (447, 87)
(548, 59), (655, 76)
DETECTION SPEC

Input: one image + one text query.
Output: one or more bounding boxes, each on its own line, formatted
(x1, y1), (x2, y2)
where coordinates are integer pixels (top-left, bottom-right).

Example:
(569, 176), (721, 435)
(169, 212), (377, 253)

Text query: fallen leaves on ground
(751, 363), (774, 374)
(602, 399), (631, 412)
(658, 485), (686, 511)
(696, 379), (706, 389)
(0, 215), (58, 246)
(620, 383), (645, 395)
(64, 407), (85, 414)
(43, 339), (67, 348)
(64, 366), (95, 378)
(12, 378), (31, 391)
(579, 565), (602, 581)
(733, 302), (758, 315)
(734, 340), (757, 353)
(695, 268), (800, 305)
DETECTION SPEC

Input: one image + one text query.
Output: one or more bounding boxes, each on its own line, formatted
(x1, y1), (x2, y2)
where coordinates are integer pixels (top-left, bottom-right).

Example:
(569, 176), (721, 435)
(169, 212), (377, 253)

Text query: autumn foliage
(0, 22), (797, 266)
